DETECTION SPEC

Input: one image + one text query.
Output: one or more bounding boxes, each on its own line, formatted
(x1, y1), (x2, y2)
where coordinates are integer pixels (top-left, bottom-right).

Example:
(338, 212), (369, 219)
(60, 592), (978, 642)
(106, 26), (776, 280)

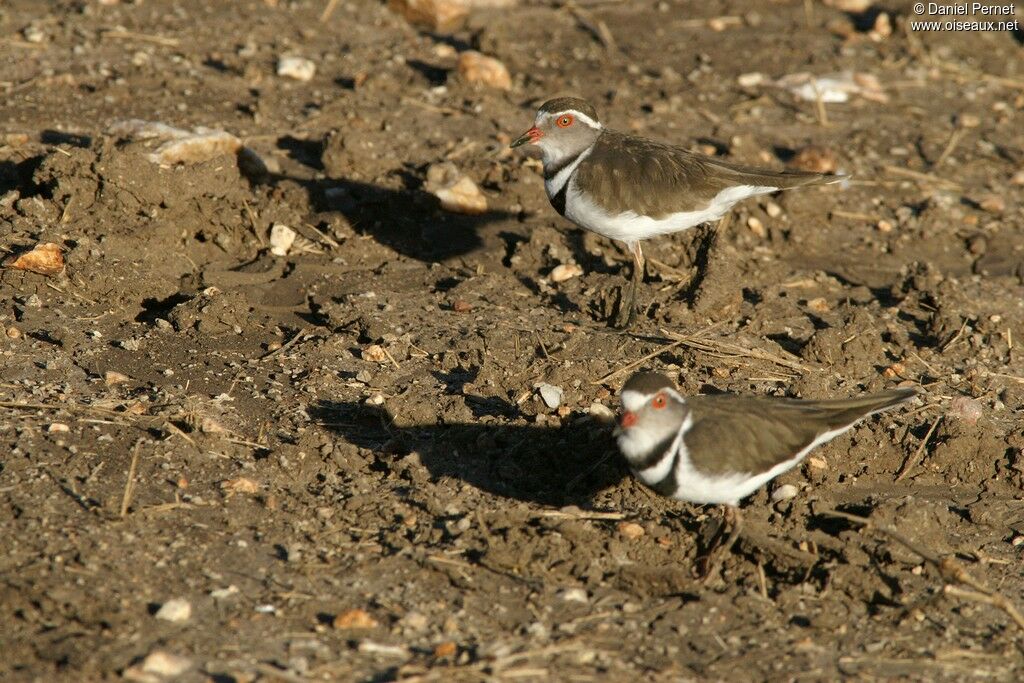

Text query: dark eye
(652, 394), (667, 410)
(556, 115), (574, 128)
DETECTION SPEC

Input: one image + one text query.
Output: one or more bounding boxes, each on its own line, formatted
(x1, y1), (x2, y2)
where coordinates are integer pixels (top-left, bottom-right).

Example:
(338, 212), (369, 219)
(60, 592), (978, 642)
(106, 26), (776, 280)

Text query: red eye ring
(556, 114), (574, 128)
(652, 394), (667, 410)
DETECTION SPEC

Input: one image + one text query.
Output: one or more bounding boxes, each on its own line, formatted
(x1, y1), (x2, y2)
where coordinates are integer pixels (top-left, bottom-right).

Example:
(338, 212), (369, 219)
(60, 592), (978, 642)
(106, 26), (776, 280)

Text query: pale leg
(701, 504), (743, 582)
(613, 241), (645, 329)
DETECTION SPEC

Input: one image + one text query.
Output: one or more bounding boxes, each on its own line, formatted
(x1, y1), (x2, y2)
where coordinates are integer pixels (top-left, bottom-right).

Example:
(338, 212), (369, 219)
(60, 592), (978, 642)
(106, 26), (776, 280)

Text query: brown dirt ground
(2, 0), (1024, 681)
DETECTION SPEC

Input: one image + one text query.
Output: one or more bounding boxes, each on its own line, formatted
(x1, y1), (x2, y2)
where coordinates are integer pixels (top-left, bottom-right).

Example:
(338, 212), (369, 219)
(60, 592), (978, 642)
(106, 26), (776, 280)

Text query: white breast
(544, 146), (594, 198)
(564, 183), (778, 243)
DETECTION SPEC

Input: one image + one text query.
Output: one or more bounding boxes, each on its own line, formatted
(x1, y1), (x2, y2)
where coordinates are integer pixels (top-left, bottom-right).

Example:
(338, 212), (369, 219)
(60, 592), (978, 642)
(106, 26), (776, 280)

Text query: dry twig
(883, 165), (961, 189)
(258, 327), (312, 362)
(120, 441), (143, 517)
(895, 416), (942, 482)
(661, 329), (808, 373)
(536, 509), (626, 521)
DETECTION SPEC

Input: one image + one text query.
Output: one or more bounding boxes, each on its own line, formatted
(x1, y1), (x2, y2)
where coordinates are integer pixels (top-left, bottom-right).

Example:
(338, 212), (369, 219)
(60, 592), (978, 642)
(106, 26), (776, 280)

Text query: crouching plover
(615, 371), (915, 576)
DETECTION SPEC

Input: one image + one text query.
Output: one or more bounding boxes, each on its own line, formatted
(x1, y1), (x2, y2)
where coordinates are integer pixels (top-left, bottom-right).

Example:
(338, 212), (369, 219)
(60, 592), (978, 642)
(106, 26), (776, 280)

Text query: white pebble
(277, 56), (316, 82)
(141, 651), (192, 677)
(210, 585), (239, 600)
(269, 223), (297, 256)
(737, 72), (765, 87)
(537, 383), (563, 409)
(154, 598), (192, 622)
(425, 163), (488, 215)
(746, 216), (766, 238)
(558, 587), (589, 603)
(771, 483), (799, 502)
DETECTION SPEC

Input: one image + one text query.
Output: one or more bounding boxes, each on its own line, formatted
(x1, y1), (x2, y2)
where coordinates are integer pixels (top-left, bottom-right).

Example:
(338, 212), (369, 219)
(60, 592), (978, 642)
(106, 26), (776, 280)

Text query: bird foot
(698, 506), (743, 583)
(612, 303), (636, 330)
(611, 287), (638, 330)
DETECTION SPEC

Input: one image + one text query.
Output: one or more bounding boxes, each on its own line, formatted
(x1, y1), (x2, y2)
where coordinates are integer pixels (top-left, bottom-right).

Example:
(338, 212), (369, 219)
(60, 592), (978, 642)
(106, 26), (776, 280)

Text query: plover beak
(510, 127), (542, 148)
(619, 411), (637, 429)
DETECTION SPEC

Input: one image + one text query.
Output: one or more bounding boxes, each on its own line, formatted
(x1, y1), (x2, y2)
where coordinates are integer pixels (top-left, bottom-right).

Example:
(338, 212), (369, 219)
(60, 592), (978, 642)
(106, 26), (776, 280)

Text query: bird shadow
(311, 400), (627, 507)
(273, 135), (516, 263)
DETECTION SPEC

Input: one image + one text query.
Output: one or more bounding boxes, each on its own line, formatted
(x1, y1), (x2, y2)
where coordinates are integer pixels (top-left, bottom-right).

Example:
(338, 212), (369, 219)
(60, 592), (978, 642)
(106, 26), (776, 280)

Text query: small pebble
(537, 383), (563, 409)
(366, 393), (385, 406)
(104, 370), (130, 385)
(47, 423), (70, 433)
(868, 11), (892, 41)
(433, 43), (457, 58)
(746, 216), (766, 238)
(806, 456), (827, 470)
(401, 612), (429, 631)
(425, 163), (487, 215)
(433, 641), (458, 659)
(141, 651), (192, 677)
(958, 113), (981, 128)
(806, 297), (830, 313)
(22, 25), (46, 43)
(154, 598), (192, 622)
(457, 51), (512, 90)
(737, 72), (765, 88)
(269, 223), (297, 256)
(558, 588), (588, 603)
(617, 521), (645, 539)
(388, 0), (468, 32)
(771, 483), (799, 502)
(333, 608), (379, 630)
(277, 56), (316, 82)
(882, 361), (907, 379)
(947, 396), (983, 425)
(362, 344), (388, 363)
(876, 219), (893, 233)
(550, 263), (583, 283)
(765, 201), (782, 218)
(220, 477), (259, 494)
(978, 194), (1005, 215)
(210, 585), (239, 600)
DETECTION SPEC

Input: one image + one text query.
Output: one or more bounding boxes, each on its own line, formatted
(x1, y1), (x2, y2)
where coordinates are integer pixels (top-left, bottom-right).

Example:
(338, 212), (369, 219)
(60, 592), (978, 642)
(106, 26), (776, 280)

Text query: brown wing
(684, 390), (915, 476)
(575, 130), (834, 219)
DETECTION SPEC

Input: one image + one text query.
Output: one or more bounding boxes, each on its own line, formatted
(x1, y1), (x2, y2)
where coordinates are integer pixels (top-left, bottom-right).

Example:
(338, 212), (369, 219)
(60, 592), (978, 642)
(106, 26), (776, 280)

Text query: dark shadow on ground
(274, 134), (517, 262)
(274, 173), (517, 262)
(312, 400), (627, 507)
